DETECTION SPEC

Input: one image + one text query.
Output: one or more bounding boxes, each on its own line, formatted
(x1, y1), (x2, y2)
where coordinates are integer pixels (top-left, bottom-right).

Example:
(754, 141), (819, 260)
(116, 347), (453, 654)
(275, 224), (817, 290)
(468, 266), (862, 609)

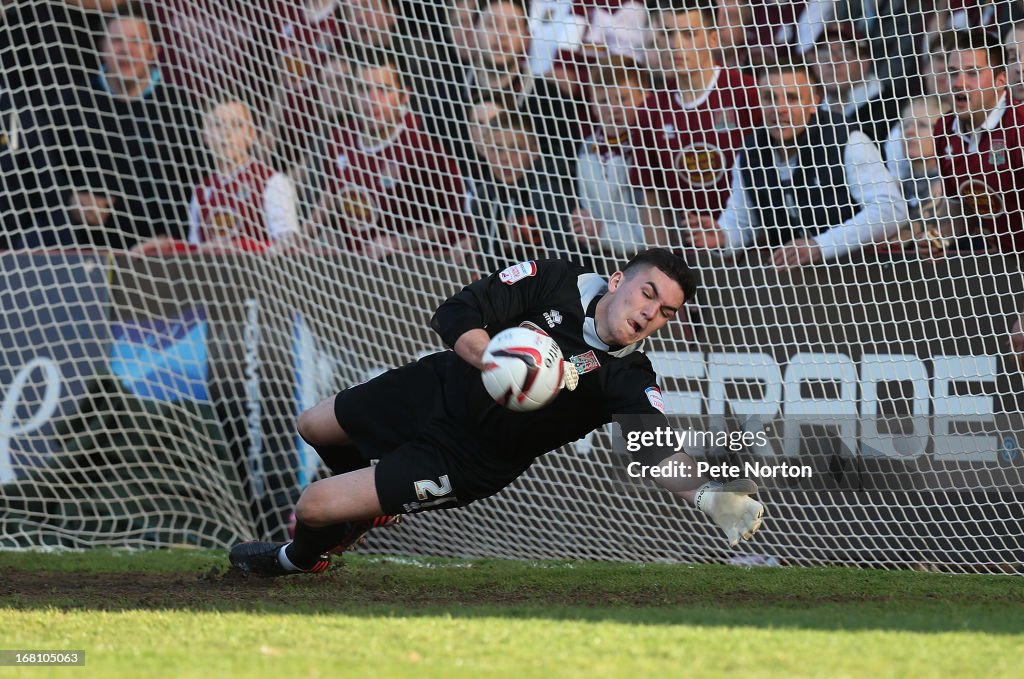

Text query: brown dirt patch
(0, 565), (786, 611)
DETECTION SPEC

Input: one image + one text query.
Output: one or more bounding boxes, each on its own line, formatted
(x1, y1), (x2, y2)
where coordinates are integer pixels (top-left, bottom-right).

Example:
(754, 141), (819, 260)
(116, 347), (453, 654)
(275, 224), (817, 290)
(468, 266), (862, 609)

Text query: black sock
(285, 519), (357, 569)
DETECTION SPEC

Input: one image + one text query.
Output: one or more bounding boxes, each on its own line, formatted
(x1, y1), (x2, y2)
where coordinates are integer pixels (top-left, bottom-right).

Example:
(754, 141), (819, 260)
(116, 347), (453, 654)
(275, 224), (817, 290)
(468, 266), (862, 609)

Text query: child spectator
(188, 98), (301, 252)
(571, 55), (650, 257)
(870, 95), (951, 256)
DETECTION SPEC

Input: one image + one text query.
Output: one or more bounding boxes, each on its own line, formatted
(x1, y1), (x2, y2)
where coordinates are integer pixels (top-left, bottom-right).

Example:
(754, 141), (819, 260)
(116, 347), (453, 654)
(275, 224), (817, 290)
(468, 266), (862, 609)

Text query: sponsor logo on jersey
(712, 109), (739, 132)
(673, 142), (727, 188)
(645, 386), (665, 413)
(569, 350), (600, 375)
(989, 137), (1007, 167)
(543, 309), (563, 328)
(518, 320), (549, 335)
(379, 160), (401, 189)
(499, 260), (537, 285)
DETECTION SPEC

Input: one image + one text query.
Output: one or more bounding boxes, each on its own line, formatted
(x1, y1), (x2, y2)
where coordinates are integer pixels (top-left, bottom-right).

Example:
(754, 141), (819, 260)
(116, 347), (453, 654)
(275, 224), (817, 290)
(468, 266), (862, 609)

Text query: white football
(481, 327), (566, 412)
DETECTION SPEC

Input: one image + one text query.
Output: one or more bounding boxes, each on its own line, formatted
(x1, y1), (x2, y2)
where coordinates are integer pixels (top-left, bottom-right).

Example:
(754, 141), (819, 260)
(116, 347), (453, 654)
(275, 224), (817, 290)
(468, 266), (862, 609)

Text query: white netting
(1, 0), (1023, 572)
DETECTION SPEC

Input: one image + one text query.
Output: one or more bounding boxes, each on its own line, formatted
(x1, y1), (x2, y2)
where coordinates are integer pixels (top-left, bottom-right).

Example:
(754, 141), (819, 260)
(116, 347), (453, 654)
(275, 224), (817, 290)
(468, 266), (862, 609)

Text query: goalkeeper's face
(596, 266), (685, 347)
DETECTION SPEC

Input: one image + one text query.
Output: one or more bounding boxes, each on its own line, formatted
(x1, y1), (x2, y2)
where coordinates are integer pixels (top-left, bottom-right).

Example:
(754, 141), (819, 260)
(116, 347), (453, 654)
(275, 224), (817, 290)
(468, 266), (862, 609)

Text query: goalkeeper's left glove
(695, 479), (764, 547)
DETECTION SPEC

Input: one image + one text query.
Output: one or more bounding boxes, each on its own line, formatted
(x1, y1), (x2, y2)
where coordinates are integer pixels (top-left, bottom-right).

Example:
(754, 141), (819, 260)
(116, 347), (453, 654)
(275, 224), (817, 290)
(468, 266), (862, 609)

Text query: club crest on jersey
(661, 123), (676, 141)
(645, 386), (665, 413)
(499, 260), (537, 285)
(543, 309), (562, 328)
(673, 142), (726, 188)
(569, 350), (600, 375)
(209, 210), (238, 237)
(338, 187), (379, 231)
(335, 153), (349, 170)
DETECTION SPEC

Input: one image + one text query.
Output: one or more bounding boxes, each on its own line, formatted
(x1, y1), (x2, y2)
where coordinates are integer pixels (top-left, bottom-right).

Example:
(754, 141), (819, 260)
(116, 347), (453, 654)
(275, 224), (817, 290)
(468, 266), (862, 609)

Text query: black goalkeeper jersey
(428, 258), (673, 466)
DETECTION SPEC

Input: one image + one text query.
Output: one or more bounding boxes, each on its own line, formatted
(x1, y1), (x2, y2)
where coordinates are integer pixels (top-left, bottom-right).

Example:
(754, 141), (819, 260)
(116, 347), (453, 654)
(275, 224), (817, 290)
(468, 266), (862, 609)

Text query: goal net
(1, 0), (1022, 572)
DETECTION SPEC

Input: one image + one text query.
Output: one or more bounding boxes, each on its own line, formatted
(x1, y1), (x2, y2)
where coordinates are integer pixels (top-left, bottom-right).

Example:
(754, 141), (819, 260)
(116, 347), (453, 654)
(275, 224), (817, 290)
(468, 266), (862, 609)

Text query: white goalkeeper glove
(694, 479), (764, 547)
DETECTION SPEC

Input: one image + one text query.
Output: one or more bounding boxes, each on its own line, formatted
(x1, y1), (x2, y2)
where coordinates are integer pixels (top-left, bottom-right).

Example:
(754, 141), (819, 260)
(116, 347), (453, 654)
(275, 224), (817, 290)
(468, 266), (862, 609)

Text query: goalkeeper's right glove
(695, 479), (764, 547)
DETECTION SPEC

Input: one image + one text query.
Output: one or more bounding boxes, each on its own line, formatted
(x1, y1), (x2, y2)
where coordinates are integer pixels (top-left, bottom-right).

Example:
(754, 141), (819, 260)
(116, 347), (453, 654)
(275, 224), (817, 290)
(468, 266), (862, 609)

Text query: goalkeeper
(230, 249), (764, 576)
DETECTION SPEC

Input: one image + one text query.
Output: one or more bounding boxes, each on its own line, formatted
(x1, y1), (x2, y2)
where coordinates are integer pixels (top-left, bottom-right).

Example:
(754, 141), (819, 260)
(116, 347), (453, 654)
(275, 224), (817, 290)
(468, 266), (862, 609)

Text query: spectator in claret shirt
(298, 53), (356, 220)
(188, 98), (301, 253)
(632, 0), (760, 250)
(926, 28), (1024, 256)
(263, 0), (346, 176)
(312, 53), (471, 261)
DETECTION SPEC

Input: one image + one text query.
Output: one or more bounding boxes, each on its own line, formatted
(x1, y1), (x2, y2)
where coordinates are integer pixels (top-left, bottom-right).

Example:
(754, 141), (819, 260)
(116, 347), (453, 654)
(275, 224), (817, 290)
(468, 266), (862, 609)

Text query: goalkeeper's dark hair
(624, 249), (699, 302)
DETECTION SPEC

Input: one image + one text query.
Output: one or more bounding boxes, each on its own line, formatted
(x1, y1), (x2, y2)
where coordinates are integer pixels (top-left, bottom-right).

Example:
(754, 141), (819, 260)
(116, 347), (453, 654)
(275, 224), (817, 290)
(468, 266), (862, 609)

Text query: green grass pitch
(1, 549), (1022, 678)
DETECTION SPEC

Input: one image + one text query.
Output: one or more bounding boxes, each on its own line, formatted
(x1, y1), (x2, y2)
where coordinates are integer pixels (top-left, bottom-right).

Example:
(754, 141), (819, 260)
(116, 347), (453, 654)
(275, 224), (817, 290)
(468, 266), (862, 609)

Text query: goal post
(1, 1), (1022, 572)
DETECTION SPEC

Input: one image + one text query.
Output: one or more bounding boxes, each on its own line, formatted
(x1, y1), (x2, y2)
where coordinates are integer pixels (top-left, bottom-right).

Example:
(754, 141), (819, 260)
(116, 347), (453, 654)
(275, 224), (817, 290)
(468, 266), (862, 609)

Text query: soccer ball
(481, 327), (566, 412)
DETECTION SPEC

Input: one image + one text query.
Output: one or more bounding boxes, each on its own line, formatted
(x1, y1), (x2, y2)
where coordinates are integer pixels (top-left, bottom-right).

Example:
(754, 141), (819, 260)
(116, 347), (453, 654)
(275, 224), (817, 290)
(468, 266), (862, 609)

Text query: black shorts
(333, 354), (531, 515)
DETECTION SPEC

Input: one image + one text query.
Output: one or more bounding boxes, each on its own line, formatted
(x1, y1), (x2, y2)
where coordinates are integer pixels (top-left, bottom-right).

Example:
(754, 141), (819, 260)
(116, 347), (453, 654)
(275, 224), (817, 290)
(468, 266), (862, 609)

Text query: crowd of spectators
(1, 0), (1023, 266)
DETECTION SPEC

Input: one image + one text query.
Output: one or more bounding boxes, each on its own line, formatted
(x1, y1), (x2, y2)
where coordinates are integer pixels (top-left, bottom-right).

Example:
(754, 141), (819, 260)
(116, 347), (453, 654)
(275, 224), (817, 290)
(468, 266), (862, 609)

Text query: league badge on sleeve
(645, 386), (665, 413)
(499, 260), (538, 285)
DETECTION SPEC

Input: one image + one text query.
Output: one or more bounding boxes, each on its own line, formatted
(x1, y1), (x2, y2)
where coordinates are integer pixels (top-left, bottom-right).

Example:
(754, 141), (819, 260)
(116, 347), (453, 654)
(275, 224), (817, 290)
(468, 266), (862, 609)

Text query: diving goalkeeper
(229, 249), (764, 576)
